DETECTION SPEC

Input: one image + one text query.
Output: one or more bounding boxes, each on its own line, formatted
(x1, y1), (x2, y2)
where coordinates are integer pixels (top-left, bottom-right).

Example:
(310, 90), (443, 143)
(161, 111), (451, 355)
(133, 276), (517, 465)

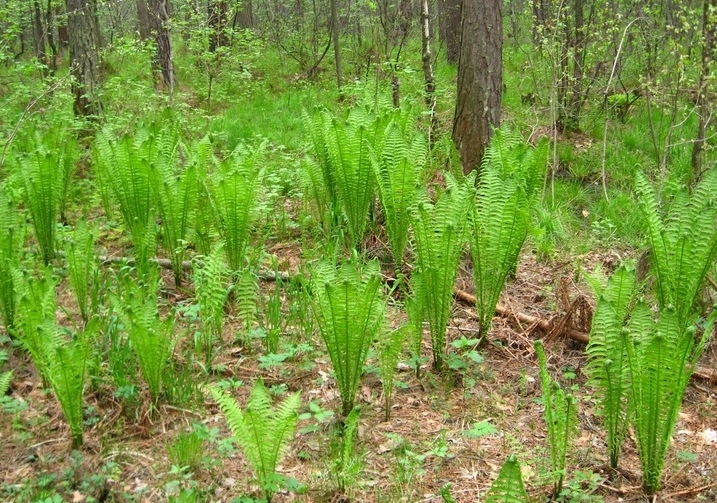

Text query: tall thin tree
(65, 0), (102, 117)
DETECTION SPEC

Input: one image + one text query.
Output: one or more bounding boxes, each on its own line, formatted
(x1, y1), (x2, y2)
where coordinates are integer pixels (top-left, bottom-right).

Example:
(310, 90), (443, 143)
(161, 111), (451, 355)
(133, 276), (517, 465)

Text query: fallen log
(453, 287), (717, 386)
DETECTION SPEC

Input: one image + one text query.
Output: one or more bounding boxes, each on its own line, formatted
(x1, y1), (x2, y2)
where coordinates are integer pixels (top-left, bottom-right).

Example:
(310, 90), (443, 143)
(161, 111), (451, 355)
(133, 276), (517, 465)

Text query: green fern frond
(211, 379), (301, 502)
(535, 340), (577, 497)
(411, 174), (474, 372)
(311, 259), (386, 416)
(193, 246), (229, 366)
(378, 325), (408, 420)
(334, 406), (363, 494)
(485, 455), (529, 503)
(0, 370), (13, 397)
(235, 267), (259, 334)
(585, 265), (638, 468)
(0, 187), (23, 333)
(65, 220), (97, 325)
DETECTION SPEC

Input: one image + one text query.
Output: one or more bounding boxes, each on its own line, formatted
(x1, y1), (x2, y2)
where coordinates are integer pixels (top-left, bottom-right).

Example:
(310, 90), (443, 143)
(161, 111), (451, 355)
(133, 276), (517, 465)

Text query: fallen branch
(453, 287), (717, 385)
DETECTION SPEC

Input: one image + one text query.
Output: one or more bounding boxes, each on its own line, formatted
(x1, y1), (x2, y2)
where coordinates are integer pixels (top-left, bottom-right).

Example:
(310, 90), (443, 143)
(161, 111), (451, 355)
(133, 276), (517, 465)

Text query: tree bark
(33, 0), (49, 73)
(233, 0), (253, 29)
(421, 0), (436, 138)
(149, 0), (176, 94)
(66, 0), (102, 117)
(331, 0), (343, 94)
(137, 0), (151, 40)
(208, 0), (228, 52)
(439, 0), (461, 64)
(691, 0), (717, 181)
(452, 0), (502, 174)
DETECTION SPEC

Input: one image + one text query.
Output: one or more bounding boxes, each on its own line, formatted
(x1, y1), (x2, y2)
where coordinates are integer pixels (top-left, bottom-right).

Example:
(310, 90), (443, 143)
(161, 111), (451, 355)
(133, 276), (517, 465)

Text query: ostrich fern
(625, 302), (715, 494)
(471, 129), (545, 337)
(635, 169), (717, 327)
(211, 379), (301, 502)
(485, 456), (529, 503)
(193, 246), (229, 366)
(535, 340), (577, 497)
(93, 128), (156, 275)
(411, 175), (474, 372)
(64, 220), (97, 325)
(0, 188), (23, 334)
(371, 122), (426, 268)
(585, 265), (638, 469)
(311, 259), (386, 416)
(207, 145), (263, 272)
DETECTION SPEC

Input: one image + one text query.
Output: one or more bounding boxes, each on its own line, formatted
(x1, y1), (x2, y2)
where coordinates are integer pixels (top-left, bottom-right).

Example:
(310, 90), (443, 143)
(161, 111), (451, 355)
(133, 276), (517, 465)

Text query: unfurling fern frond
(93, 128), (156, 275)
(211, 379), (301, 502)
(0, 187), (24, 334)
(635, 169), (717, 327)
(485, 455), (529, 503)
(471, 129), (544, 337)
(585, 265), (638, 469)
(625, 303), (715, 495)
(193, 246), (229, 367)
(311, 259), (385, 416)
(372, 123), (426, 268)
(378, 325), (408, 421)
(535, 340), (577, 497)
(208, 145), (263, 272)
(149, 129), (198, 286)
(65, 220), (98, 325)
(411, 174), (474, 372)
(121, 275), (175, 400)
(16, 132), (77, 264)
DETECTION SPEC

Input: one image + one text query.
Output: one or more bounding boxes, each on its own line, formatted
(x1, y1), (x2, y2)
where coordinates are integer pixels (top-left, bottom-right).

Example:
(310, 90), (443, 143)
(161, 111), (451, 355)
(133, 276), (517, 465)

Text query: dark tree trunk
(331, 0), (343, 94)
(439, 0), (461, 64)
(57, 0), (69, 50)
(33, 0), (49, 73)
(452, 0), (502, 173)
(66, 0), (102, 117)
(149, 0), (176, 94)
(45, 0), (58, 71)
(137, 0), (151, 40)
(233, 0), (253, 29)
(692, 0), (717, 181)
(532, 0), (552, 45)
(208, 0), (228, 52)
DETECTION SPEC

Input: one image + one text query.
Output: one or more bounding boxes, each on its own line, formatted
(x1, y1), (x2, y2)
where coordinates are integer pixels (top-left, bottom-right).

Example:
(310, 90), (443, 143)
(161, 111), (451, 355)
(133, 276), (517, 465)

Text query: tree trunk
(45, 0), (58, 71)
(208, 0), (228, 52)
(331, 0), (343, 94)
(452, 0), (502, 173)
(421, 0), (436, 139)
(439, 0), (461, 64)
(233, 0), (253, 29)
(692, 0), (717, 181)
(65, 0), (102, 117)
(137, 0), (151, 40)
(33, 0), (49, 73)
(149, 0), (176, 94)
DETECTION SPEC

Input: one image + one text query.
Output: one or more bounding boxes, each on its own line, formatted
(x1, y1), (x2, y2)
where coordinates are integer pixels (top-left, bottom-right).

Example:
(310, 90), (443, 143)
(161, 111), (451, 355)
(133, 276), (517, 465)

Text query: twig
(664, 483), (717, 498)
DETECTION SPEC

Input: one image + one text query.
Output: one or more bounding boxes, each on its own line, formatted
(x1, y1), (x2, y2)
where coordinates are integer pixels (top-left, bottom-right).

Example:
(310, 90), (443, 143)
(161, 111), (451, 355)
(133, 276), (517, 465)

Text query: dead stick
(453, 287), (717, 384)
(664, 483), (717, 498)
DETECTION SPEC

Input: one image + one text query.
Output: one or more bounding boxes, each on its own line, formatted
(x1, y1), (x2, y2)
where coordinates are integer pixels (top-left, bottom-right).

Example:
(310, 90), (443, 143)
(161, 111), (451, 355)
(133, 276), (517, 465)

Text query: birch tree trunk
(420, 0), (436, 139)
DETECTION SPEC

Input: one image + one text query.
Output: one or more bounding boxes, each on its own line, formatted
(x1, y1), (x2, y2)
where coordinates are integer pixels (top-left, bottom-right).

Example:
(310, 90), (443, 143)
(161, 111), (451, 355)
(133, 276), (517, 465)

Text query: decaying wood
(453, 287), (717, 385)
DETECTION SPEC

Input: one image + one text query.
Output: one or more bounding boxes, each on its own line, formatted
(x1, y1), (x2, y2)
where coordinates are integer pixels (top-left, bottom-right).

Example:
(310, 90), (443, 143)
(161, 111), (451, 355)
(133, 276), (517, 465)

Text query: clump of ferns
(302, 107), (381, 250)
(311, 259), (386, 417)
(211, 379), (301, 502)
(93, 127), (158, 276)
(534, 340), (578, 498)
(15, 131), (78, 265)
(114, 270), (176, 402)
(14, 269), (95, 447)
(470, 128), (545, 338)
(193, 246), (229, 369)
(0, 186), (24, 335)
(64, 220), (99, 326)
(377, 325), (408, 421)
(371, 121), (427, 272)
(584, 265), (639, 471)
(410, 174), (474, 373)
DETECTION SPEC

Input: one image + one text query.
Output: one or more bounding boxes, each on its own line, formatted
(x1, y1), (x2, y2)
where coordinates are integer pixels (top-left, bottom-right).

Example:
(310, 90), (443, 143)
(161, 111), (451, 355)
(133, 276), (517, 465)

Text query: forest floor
(1, 242), (715, 503)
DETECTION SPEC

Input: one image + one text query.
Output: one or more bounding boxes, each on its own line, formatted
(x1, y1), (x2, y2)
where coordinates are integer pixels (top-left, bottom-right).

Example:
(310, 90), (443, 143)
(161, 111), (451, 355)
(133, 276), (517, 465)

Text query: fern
(207, 144), (263, 272)
(377, 326), (407, 421)
(16, 132), (77, 264)
(411, 175), (474, 372)
(93, 128), (156, 275)
(333, 406), (363, 496)
(471, 129), (544, 336)
(534, 340), (577, 497)
(210, 379), (301, 502)
(0, 187), (23, 334)
(149, 129), (198, 286)
(625, 302), (715, 494)
(193, 246), (229, 367)
(120, 275), (175, 400)
(235, 267), (259, 333)
(64, 220), (98, 325)
(311, 259), (386, 416)
(371, 122), (426, 267)
(0, 370), (12, 398)
(485, 455), (530, 503)
(585, 265), (638, 469)
(635, 169), (717, 327)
